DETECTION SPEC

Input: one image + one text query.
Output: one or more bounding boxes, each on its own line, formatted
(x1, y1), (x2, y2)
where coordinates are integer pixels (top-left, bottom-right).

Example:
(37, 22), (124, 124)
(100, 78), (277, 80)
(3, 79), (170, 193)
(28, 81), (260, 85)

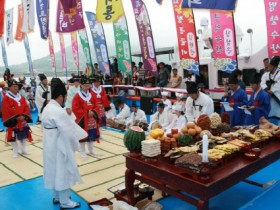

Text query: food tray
(114, 187), (154, 204)
(88, 198), (113, 209)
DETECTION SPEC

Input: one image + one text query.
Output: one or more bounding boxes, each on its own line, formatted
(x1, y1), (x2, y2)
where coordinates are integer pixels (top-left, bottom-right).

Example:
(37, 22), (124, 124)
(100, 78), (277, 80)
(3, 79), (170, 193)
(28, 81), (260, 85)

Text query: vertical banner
(23, 35), (34, 77)
(86, 12), (110, 75)
(113, 16), (132, 75)
(181, 0), (237, 10)
(36, 0), (49, 39)
(22, 0), (35, 33)
(0, 0), (4, 37)
(59, 0), (77, 15)
(48, 31), (57, 76)
(71, 31), (79, 74)
(6, 8), (14, 45)
(59, 33), (67, 75)
(172, 0), (199, 75)
(131, 0), (157, 73)
(96, 0), (125, 23)
(1, 37), (9, 69)
(210, 10), (237, 73)
(15, 4), (25, 41)
(56, 0), (85, 33)
(78, 30), (94, 76)
(264, 0), (280, 57)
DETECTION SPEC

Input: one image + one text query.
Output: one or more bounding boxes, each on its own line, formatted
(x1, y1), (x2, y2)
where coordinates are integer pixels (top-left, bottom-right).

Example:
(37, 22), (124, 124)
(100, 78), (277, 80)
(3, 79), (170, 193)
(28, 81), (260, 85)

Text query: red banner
(15, 4), (25, 41)
(0, 0), (5, 37)
(172, 0), (199, 75)
(264, 0), (280, 57)
(210, 10), (237, 73)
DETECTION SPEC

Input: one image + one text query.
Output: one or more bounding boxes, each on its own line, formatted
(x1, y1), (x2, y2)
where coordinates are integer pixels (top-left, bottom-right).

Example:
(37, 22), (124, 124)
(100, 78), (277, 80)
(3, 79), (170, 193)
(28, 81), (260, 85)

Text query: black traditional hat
(270, 56), (280, 67)
(38, 73), (47, 81)
(51, 78), (67, 99)
(67, 78), (75, 83)
(7, 79), (19, 87)
(80, 76), (91, 85)
(157, 102), (165, 108)
(92, 75), (101, 83)
(228, 75), (238, 84)
(131, 102), (138, 108)
(186, 82), (198, 94)
(250, 73), (262, 84)
(73, 75), (81, 83)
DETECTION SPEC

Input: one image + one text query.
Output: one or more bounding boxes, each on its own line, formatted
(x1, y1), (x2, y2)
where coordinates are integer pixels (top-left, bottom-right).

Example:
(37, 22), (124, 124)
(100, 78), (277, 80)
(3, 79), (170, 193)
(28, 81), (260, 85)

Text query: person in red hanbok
(90, 76), (110, 128)
(72, 76), (100, 158)
(2, 79), (33, 158)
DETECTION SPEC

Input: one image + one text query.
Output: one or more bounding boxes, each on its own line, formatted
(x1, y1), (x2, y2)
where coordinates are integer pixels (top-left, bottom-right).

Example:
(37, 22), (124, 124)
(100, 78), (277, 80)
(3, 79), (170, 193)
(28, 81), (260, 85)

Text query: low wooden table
(124, 139), (280, 210)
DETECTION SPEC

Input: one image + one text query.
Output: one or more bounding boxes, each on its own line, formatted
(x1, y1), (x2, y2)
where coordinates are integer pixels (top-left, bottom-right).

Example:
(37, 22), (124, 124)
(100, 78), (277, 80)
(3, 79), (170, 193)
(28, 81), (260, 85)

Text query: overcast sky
(1, 0), (267, 68)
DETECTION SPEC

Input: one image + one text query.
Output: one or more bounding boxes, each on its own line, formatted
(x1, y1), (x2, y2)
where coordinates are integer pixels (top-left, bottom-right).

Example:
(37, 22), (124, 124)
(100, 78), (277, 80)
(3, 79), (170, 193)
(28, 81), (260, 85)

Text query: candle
(202, 134), (209, 163)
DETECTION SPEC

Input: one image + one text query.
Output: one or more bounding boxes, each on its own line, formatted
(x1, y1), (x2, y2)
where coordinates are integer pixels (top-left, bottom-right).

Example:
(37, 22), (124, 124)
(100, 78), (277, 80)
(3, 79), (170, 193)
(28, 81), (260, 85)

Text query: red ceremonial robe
(2, 92), (33, 142)
(72, 91), (100, 142)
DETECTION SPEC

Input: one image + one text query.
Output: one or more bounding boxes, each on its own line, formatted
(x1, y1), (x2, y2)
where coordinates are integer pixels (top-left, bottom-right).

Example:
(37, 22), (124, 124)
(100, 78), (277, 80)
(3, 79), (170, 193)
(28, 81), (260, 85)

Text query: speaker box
(140, 96), (154, 115)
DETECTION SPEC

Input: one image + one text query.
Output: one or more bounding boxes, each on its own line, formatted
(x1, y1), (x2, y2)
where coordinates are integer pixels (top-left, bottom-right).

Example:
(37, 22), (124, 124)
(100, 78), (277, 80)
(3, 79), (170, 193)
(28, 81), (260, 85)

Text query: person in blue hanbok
(228, 76), (248, 127)
(245, 73), (270, 125)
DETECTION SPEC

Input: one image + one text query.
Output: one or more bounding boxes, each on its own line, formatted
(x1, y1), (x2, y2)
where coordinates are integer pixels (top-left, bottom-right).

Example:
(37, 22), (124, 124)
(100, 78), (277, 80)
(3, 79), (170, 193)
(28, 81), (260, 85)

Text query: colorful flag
(182, 0), (237, 11)
(59, 0), (77, 15)
(86, 12), (110, 75)
(22, 0), (35, 33)
(71, 31), (79, 73)
(48, 31), (57, 75)
(15, 4), (25, 41)
(131, 0), (157, 73)
(264, 0), (280, 58)
(59, 33), (67, 73)
(0, 0), (5, 37)
(56, 0), (85, 33)
(172, 0), (199, 75)
(23, 34), (34, 77)
(36, 0), (49, 39)
(96, 0), (125, 23)
(210, 11), (237, 73)
(6, 8), (14, 45)
(1, 37), (9, 69)
(78, 30), (94, 76)
(113, 16), (132, 75)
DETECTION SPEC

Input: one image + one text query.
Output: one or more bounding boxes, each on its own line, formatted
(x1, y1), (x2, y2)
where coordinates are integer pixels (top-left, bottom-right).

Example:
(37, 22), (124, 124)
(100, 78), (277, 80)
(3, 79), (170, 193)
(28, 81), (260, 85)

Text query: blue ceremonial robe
(229, 88), (248, 127)
(245, 89), (271, 126)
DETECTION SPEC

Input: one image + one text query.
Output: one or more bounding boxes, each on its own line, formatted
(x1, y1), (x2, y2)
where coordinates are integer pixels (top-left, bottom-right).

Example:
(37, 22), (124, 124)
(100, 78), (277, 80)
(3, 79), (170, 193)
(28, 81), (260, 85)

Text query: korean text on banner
(86, 12), (110, 75)
(96, 0), (125, 23)
(56, 0), (85, 33)
(59, 0), (77, 15)
(210, 10), (237, 73)
(0, 0), (4, 37)
(71, 31), (79, 73)
(113, 16), (132, 75)
(59, 33), (67, 72)
(36, 0), (49, 39)
(264, 0), (280, 57)
(6, 8), (14, 45)
(22, 0), (35, 33)
(182, 0), (237, 11)
(1, 37), (9, 69)
(131, 0), (157, 74)
(48, 31), (57, 74)
(15, 4), (25, 41)
(172, 0), (199, 75)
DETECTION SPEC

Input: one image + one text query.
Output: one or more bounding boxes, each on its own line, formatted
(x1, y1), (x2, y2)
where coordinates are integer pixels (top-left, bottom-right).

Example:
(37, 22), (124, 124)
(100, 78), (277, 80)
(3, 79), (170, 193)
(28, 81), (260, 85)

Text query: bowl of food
(250, 147), (261, 156)
(244, 152), (259, 160)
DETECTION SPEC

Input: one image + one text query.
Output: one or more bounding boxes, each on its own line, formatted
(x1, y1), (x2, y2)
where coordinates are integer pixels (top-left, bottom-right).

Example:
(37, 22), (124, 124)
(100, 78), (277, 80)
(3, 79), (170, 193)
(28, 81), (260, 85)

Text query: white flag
(6, 8), (14, 45)
(22, 0), (35, 33)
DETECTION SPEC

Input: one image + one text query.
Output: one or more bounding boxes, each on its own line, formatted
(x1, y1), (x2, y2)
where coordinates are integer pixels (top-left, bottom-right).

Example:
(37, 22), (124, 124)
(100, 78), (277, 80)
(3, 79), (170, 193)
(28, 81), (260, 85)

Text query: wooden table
(124, 139), (280, 210)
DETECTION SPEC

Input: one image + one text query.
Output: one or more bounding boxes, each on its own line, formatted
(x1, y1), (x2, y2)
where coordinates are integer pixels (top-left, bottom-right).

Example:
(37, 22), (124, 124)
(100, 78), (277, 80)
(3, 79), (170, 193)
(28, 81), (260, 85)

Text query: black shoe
(60, 202), (81, 209)
(0, 128), (4, 132)
(53, 198), (59, 204)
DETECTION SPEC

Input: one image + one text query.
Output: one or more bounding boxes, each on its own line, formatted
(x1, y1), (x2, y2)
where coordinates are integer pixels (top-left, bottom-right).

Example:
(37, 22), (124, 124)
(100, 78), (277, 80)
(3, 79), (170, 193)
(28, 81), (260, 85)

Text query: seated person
(165, 104), (187, 134)
(126, 103), (147, 128)
(105, 95), (117, 120)
(149, 102), (169, 130)
(185, 82), (214, 122)
(161, 91), (172, 112)
(174, 93), (185, 113)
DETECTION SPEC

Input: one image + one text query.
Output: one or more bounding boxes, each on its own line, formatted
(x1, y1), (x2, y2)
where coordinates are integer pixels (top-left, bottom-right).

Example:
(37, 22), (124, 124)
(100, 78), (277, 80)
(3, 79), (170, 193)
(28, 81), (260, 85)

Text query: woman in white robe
(42, 78), (87, 209)
(165, 104), (187, 134)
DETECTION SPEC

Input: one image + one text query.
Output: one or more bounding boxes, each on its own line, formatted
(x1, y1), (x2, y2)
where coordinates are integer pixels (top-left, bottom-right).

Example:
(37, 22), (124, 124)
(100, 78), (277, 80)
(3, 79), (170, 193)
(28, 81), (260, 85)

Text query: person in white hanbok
(174, 93), (186, 113)
(126, 103), (147, 127)
(42, 78), (87, 209)
(161, 91), (172, 112)
(65, 76), (80, 115)
(185, 82), (214, 122)
(149, 102), (169, 130)
(113, 99), (130, 125)
(105, 95), (117, 119)
(261, 56), (280, 125)
(165, 104), (187, 134)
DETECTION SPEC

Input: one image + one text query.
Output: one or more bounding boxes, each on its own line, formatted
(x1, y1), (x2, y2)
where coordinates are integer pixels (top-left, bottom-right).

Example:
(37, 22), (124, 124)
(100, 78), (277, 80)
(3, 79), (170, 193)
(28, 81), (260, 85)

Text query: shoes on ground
(60, 201), (81, 209)
(80, 152), (87, 158)
(36, 121), (41, 125)
(53, 198), (59, 204)
(0, 128), (4, 132)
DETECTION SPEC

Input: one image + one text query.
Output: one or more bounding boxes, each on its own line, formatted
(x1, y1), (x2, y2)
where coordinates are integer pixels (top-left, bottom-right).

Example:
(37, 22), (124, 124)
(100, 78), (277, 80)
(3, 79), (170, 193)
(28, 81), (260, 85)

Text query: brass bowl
(250, 148), (261, 156)
(244, 152), (259, 160)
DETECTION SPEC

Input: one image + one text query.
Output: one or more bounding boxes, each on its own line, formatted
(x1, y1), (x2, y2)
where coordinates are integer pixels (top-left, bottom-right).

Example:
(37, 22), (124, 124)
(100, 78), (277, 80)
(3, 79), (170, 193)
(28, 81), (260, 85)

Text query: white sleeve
(260, 72), (269, 89)
(185, 98), (195, 122)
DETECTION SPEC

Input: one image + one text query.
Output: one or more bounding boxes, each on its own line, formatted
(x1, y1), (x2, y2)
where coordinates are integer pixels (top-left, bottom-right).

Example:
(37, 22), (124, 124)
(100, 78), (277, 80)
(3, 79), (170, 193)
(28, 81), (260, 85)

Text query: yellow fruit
(150, 130), (159, 139)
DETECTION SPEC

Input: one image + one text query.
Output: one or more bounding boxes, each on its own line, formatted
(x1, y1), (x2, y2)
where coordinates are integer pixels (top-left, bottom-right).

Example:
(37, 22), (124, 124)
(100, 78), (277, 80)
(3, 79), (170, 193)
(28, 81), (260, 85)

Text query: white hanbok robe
(114, 104), (130, 124)
(35, 83), (50, 118)
(126, 109), (147, 126)
(42, 100), (87, 191)
(106, 102), (117, 119)
(149, 110), (169, 130)
(165, 115), (187, 134)
(261, 69), (280, 119)
(185, 91), (214, 122)
(65, 86), (80, 109)
(162, 99), (172, 112)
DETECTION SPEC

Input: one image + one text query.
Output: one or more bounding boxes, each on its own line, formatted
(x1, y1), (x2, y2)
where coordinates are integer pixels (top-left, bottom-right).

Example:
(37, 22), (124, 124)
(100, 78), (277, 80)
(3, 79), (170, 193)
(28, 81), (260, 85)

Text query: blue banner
(24, 35), (34, 77)
(1, 37), (9, 69)
(182, 0), (237, 10)
(85, 11), (110, 75)
(36, 0), (49, 39)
